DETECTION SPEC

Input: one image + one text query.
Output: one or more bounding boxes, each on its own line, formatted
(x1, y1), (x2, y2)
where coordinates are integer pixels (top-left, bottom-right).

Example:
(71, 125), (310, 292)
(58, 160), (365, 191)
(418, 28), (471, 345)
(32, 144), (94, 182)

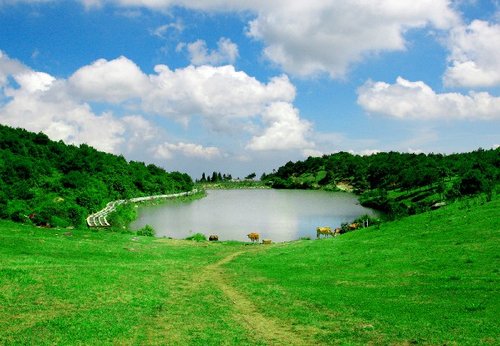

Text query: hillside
(0, 195), (498, 344)
(262, 149), (499, 218)
(0, 125), (193, 228)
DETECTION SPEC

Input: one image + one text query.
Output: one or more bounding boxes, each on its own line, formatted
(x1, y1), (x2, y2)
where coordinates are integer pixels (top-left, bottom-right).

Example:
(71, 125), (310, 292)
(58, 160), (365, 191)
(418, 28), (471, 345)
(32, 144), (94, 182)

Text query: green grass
(0, 196), (498, 345)
(0, 224), (253, 345)
(224, 196), (500, 344)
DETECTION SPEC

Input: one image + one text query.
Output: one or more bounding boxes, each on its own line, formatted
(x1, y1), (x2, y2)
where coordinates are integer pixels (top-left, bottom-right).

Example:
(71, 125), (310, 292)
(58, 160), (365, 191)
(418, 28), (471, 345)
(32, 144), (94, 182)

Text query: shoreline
(86, 189), (201, 228)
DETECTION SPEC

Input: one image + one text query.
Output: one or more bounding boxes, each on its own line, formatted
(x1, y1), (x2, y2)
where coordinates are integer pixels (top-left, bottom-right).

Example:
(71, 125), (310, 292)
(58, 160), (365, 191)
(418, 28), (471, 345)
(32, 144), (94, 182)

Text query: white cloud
(302, 148), (323, 158)
(13, 71), (55, 92)
(0, 51), (25, 87)
(444, 20), (500, 87)
(153, 141), (221, 159)
(77, 0), (459, 78)
(0, 52), (127, 153)
(68, 56), (150, 103)
(0, 86), (126, 153)
(151, 21), (184, 38)
(121, 114), (159, 153)
(1, 50), (309, 166)
(354, 149), (381, 156)
(247, 1), (458, 77)
(144, 64), (295, 126)
(246, 102), (313, 151)
(357, 77), (500, 120)
(184, 37), (239, 66)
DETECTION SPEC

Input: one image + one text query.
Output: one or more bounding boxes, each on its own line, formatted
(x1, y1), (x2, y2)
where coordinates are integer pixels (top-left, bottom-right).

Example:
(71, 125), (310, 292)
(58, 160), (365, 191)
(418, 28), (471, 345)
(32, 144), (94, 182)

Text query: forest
(262, 149), (499, 218)
(0, 124), (193, 228)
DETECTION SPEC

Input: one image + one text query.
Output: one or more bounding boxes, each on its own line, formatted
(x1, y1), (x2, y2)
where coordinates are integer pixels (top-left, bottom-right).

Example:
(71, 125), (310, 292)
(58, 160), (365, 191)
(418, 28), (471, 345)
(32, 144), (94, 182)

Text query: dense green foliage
(0, 125), (193, 228)
(263, 149), (499, 217)
(0, 195), (497, 344)
(185, 232), (208, 241)
(136, 224), (156, 237)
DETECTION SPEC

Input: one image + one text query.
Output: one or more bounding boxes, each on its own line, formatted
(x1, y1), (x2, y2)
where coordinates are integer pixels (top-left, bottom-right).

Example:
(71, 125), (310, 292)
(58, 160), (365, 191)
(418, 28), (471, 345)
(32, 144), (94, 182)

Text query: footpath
(86, 189), (198, 227)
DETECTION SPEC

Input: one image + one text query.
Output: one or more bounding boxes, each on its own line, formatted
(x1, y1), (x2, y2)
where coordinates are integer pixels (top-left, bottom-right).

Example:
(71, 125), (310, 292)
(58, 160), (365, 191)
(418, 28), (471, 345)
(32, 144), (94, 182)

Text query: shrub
(458, 169), (490, 196)
(136, 224), (156, 237)
(185, 233), (207, 242)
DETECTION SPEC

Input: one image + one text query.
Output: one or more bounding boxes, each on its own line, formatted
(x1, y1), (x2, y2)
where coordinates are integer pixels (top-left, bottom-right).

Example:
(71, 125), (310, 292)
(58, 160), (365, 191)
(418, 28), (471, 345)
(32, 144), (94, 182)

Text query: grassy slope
(0, 226), (254, 345)
(225, 196), (499, 345)
(0, 196), (498, 345)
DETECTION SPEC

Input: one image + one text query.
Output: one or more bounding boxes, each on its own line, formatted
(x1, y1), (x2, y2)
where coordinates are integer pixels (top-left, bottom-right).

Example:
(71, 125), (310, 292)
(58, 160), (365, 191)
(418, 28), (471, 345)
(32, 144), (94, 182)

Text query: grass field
(0, 196), (498, 345)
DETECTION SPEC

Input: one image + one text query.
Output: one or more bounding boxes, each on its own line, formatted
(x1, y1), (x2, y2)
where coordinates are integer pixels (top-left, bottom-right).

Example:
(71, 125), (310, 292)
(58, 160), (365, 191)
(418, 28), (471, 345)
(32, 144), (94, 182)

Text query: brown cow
(316, 226), (333, 239)
(247, 232), (260, 243)
(209, 235), (219, 241)
(333, 228), (342, 237)
(348, 223), (360, 231)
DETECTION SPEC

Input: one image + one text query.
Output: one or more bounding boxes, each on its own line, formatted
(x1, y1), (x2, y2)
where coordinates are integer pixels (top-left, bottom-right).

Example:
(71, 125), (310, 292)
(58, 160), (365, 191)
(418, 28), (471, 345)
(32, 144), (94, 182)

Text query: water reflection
(131, 189), (377, 242)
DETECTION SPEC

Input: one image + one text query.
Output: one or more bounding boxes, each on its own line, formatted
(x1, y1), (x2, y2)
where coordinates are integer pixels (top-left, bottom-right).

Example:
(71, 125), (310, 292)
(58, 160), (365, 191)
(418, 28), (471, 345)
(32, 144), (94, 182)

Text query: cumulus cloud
(1, 89), (126, 153)
(0, 51), (25, 87)
(246, 102), (313, 151)
(247, 1), (458, 77)
(153, 141), (221, 159)
(78, 0), (459, 78)
(14, 71), (55, 93)
(0, 51), (128, 153)
(1, 50), (309, 166)
(66, 56), (295, 126)
(357, 77), (500, 120)
(444, 20), (500, 88)
(182, 37), (239, 66)
(144, 64), (295, 126)
(68, 56), (150, 103)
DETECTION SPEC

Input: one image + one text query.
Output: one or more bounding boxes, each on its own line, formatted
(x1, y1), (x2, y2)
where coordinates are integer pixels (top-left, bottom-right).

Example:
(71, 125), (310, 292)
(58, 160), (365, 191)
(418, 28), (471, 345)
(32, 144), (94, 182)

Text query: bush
(185, 233), (207, 242)
(458, 169), (491, 196)
(136, 224), (156, 237)
(107, 204), (137, 230)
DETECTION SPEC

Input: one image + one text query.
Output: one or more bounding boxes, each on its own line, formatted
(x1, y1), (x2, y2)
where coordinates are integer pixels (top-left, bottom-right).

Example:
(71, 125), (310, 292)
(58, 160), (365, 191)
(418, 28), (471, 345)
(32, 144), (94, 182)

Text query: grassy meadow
(0, 196), (498, 345)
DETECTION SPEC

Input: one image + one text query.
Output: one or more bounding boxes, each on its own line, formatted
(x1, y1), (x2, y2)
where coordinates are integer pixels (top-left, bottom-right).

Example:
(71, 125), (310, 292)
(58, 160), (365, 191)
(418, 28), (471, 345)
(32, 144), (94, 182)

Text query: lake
(131, 189), (377, 242)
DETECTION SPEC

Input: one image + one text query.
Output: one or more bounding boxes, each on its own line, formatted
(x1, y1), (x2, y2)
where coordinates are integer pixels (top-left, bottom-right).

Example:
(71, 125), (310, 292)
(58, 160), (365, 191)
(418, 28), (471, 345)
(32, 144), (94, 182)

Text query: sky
(0, 0), (499, 178)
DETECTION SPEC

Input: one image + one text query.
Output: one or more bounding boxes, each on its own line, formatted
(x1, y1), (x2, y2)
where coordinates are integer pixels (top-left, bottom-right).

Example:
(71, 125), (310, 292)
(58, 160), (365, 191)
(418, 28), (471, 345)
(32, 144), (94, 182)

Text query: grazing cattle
(348, 223), (360, 231)
(209, 235), (219, 241)
(262, 239), (272, 244)
(316, 226), (333, 239)
(333, 228), (342, 237)
(247, 232), (260, 243)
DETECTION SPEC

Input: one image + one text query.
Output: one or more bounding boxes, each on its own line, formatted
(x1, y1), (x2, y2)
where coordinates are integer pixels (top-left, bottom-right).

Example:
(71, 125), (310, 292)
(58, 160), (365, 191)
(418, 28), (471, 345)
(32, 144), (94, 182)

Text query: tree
(245, 172), (257, 180)
(458, 169), (489, 196)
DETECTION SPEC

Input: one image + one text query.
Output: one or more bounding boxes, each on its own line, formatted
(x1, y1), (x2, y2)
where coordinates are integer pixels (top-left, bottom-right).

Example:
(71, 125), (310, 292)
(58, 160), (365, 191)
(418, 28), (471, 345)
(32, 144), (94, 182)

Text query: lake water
(131, 189), (377, 242)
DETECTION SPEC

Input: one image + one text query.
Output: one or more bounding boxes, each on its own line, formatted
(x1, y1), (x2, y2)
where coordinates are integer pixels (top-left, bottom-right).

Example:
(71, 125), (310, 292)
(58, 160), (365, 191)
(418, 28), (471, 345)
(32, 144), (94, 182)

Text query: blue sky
(0, 0), (499, 178)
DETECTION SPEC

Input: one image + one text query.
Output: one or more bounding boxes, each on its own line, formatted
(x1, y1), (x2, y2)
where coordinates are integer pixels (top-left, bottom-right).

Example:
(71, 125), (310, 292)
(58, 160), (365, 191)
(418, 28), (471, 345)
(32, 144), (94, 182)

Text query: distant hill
(0, 124), (193, 227)
(263, 149), (499, 218)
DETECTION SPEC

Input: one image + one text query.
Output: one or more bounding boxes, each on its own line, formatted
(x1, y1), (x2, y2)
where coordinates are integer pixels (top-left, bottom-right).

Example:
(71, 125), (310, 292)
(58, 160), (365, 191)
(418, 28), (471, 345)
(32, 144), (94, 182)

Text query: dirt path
(205, 248), (311, 345)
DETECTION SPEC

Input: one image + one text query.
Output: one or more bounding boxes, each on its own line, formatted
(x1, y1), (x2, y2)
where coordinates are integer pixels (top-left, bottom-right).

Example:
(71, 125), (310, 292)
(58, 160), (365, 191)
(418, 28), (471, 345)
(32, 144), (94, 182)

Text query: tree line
(196, 172), (257, 183)
(262, 149), (499, 218)
(0, 124), (193, 228)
